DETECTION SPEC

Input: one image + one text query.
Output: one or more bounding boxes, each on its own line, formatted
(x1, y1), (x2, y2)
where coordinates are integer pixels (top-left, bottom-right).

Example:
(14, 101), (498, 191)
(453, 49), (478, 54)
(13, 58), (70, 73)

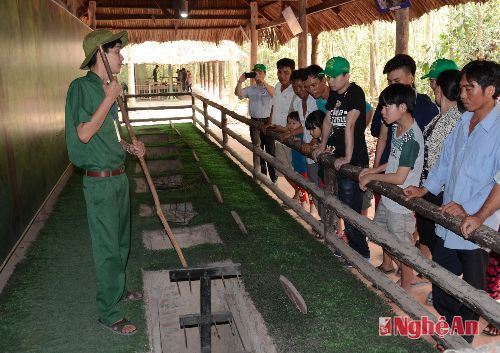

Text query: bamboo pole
(98, 47), (188, 268)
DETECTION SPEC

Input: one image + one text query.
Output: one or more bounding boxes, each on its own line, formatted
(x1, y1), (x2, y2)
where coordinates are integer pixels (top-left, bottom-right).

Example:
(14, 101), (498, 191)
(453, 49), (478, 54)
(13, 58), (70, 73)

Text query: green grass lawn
(0, 123), (432, 353)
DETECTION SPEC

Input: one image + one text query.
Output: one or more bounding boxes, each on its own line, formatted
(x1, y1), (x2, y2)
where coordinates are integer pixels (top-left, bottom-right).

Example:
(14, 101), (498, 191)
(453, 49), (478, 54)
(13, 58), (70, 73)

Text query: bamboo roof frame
(68, 0), (485, 45)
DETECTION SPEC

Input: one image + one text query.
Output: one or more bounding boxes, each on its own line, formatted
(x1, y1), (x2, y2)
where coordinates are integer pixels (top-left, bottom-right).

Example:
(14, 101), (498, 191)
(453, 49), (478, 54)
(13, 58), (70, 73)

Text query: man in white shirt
(262, 58), (296, 180)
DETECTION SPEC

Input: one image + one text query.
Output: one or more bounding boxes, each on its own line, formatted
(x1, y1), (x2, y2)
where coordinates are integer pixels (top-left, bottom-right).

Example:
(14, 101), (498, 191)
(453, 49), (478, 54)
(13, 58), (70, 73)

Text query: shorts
(374, 202), (415, 243)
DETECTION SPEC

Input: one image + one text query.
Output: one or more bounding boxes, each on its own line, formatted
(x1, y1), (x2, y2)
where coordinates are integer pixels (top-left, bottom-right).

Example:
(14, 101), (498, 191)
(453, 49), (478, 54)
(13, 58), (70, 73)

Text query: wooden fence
(123, 91), (500, 350)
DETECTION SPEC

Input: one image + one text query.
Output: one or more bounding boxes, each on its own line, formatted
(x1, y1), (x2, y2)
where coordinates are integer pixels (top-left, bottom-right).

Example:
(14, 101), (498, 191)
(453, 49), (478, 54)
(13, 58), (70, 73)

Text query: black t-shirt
(325, 83), (369, 167)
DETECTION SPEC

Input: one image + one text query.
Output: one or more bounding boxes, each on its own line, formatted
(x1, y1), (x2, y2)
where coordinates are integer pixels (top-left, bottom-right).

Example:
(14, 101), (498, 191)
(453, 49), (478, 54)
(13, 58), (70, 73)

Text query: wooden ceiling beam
(97, 25), (241, 30)
(96, 14), (249, 21)
(96, 5), (250, 11)
(257, 0), (356, 30)
(239, 0), (274, 22)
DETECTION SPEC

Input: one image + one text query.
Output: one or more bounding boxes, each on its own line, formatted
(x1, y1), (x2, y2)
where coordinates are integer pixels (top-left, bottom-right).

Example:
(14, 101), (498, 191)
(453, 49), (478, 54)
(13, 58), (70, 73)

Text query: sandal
(483, 323), (500, 336)
(98, 318), (137, 336)
(436, 344), (445, 352)
(123, 290), (143, 302)
(376, 265), (395, 274)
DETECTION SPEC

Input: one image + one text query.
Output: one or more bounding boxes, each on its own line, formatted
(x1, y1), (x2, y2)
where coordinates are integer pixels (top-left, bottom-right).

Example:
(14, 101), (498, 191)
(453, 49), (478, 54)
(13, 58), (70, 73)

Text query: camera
(244, 72), (257, 79)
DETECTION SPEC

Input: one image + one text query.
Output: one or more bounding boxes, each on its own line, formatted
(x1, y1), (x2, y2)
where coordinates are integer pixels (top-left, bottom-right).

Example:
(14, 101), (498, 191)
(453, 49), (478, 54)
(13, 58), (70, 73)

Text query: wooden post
(127, 54), (135, 105)
(223, 62), (227, 89)
(218, 61), (223, 99)
(67, 0), (79, 16)
(311, 33), (320, 65)
(202, 63), (207, 89)
(298, 0), (308, 68)
(323, 164), (338, 242)
(207, 62), (212, 93)
(369, 22), (379, 101)
(191, 95), (196, 125)
(250, 1), (258, 69)
(199, 63), (203, 88)
(203, 101), (209, 137)
(88, 1), (96, 29)
(229, 61), (237, 104)
(212, 61), (217, 95)
(168, 64), (173, 93)
(395, 7), (409, 54)
(221, 112), (228, 148)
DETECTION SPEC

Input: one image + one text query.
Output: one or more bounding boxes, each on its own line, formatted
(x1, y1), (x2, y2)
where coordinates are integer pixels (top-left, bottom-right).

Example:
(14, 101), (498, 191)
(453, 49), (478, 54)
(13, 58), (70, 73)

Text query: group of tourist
(176, 67), (192, 92)
(235, 55), (499, 345)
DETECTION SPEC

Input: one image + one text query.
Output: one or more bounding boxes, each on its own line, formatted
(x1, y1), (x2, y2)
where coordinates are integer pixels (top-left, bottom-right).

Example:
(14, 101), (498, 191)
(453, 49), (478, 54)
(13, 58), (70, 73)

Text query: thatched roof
(124, 40), (247, 64)
(71, 0), (483, 44)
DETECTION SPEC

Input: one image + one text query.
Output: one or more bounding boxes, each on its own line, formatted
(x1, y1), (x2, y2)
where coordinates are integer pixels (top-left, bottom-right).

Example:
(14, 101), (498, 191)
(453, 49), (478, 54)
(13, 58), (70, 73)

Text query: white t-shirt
(271, 82), (295, 127)
(293, 94), (318, 164)
(381, 121), (424, 214)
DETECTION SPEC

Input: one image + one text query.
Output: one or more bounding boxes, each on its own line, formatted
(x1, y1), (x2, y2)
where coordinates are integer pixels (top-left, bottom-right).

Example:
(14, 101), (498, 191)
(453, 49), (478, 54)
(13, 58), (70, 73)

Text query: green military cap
(80, 29), (128, 70)
(321, 57), (350, 78)
(421, 58), (459, 79)
(252, 63), (267, 72)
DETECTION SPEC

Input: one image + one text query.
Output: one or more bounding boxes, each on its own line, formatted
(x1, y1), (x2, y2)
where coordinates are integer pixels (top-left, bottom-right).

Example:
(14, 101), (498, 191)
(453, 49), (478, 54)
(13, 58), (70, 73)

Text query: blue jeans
(337, 173), (370, 258)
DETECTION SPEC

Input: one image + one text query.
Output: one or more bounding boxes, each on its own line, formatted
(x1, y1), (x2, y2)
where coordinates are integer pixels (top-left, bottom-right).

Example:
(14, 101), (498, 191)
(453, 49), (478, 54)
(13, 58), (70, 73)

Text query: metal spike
(183, 327), (188, 348)
(176, 279), (181, 296)
(189, 275), (192, 294)
(221, 275), (226, 289)
(214, 322), (221, 339)
(228, 320), (236, 336)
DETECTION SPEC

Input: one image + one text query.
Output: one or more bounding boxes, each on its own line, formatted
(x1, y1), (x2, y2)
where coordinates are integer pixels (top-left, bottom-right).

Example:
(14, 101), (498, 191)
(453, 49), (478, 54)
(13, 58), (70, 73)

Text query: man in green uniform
(65, 29), (145, 335)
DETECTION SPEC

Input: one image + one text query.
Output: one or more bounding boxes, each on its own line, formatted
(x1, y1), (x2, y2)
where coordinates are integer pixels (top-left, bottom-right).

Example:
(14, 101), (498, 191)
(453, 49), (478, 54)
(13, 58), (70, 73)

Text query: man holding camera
(235, 64), (275, 181)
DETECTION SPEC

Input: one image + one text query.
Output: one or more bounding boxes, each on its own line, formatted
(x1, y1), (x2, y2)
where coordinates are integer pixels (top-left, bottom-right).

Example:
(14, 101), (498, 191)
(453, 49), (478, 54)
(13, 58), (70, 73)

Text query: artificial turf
(0, 123), (432, 353)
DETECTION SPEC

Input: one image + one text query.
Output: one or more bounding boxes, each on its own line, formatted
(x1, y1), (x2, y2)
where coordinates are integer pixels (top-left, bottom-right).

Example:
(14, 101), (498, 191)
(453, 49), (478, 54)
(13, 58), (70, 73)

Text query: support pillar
(395, 7), (409, 54)
(127, 53), (135, 104)
(87, 1), (96, 29)
(218, 61), (223, 99)
(229, 61), (237, 104)
(207, 62), (212, 94)
(298, 0), (308, 68)
(311, 33), (320, 65)
(250, 1), (258, 69)
(168, 64), (173, 93)
(212, 61), (217, 95)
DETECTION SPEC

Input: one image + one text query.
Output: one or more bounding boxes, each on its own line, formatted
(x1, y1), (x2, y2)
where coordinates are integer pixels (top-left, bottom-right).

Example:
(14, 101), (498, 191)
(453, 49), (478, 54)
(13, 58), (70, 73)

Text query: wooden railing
(188, 92), (500, 351)
(120, 91), (500, 350)
(123, 92), (193, 123)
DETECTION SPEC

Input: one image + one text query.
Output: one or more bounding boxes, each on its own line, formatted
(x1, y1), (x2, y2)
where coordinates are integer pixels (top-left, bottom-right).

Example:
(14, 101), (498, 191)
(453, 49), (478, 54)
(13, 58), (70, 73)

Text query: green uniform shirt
(65, 71), (125, 170)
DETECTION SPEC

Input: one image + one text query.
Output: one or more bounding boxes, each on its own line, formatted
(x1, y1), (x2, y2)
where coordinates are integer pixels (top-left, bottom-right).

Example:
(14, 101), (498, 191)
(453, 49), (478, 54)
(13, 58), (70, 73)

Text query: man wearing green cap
(422, 58), (459, 90)
(312, 57), (371, 260)
(65, 29), (145, 335)
(235, 63), (275, 180)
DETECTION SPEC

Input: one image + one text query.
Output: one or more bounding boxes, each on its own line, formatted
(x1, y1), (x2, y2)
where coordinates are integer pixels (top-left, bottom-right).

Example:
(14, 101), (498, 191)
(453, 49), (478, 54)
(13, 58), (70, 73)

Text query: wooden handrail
(192, 93), (500, 253)
(191, 93), (500, 331)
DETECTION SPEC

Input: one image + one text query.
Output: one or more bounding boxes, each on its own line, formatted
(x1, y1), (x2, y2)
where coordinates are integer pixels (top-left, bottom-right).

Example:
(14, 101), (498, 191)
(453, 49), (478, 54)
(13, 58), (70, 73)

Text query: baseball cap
(421, 58), (459, 79)
(252, 63), (267, 72)
(321, 57), (350, 78)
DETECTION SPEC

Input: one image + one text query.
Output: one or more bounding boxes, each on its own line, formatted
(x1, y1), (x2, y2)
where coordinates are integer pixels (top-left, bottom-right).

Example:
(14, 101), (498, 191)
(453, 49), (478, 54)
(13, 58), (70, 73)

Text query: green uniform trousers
(83, 173), (130, 325)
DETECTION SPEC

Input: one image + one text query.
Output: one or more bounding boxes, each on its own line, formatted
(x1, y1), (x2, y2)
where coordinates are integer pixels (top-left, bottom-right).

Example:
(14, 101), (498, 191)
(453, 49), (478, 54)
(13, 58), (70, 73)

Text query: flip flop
(123, 290), (143, 302)
(483, 323), (500, 336)
(376, 265), (395, 274)
(98, 318), (137, 336)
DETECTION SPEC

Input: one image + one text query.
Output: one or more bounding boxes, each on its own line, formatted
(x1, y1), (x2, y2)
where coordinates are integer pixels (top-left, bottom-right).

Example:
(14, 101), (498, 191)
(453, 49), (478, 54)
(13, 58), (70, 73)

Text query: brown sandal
(123, 290), (143, 302)
(98, 318), (137, 336)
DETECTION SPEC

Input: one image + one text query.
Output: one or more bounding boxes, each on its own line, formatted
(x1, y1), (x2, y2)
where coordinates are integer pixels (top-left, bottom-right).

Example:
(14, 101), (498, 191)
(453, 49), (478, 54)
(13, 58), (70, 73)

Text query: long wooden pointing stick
(98, 46), (188, 268)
